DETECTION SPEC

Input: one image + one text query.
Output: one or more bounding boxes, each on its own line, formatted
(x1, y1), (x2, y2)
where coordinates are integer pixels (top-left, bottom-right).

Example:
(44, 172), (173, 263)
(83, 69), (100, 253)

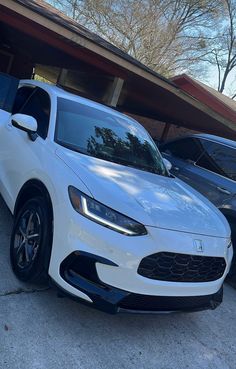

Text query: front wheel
(10, 196), (52, 283)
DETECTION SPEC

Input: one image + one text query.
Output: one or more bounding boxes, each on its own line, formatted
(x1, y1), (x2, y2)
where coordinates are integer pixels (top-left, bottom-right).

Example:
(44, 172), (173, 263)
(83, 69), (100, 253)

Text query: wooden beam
(160, 123), (171, 142)
(105, 77), (124, 107)
(0, 0), (235, 134)
(0, 4), (127, 79)
(57, 68), (68, 85)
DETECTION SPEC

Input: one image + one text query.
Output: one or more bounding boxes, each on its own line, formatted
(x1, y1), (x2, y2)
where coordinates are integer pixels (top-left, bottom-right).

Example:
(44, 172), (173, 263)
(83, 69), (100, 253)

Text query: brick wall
(131, 115), (201, 142)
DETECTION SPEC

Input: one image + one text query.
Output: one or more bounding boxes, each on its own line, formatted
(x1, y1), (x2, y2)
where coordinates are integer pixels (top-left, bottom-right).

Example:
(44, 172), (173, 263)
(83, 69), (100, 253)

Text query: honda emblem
(194, 239), (204, 253)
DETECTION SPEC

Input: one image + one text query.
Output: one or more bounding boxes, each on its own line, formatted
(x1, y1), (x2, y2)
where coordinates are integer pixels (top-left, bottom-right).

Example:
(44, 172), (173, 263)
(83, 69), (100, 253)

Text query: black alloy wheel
(10, 196), (53, 283)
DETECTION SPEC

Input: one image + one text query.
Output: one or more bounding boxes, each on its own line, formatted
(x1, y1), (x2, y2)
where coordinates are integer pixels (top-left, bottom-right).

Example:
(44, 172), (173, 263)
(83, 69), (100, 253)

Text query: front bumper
(58, 251), (223, 314)
(49, 202), (233, 313)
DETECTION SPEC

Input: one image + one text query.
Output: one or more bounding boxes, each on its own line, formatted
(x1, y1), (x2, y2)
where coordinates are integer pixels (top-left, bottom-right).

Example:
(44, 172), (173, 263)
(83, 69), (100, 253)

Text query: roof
(193, 133), (236, 149)
(162, 133), (236, 149)
(196, 81), (236, 112)
(172, 74), (236, 124)
(14, 0), (174, 88)
(1, 0), (236, 140)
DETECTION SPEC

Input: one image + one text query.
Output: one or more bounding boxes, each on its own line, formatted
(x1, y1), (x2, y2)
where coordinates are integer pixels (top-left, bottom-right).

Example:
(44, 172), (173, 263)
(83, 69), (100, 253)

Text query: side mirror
(163, 158), (172, 171)
(11, 113), (37, 134)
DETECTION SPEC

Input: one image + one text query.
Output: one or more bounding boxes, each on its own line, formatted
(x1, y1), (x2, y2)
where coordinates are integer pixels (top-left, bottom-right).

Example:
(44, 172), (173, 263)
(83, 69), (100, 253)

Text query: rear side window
(196, 140), (236, 181)
(161, 138), (203, 162)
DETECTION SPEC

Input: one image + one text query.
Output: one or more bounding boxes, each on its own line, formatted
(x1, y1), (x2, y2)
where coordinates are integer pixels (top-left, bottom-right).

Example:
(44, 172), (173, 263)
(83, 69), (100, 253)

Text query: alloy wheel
(13, 209), (42, 269)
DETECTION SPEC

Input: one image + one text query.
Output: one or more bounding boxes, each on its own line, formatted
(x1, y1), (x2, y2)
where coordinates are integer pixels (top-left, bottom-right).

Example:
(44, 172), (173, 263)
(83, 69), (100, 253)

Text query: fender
(14, 179), (53, 221)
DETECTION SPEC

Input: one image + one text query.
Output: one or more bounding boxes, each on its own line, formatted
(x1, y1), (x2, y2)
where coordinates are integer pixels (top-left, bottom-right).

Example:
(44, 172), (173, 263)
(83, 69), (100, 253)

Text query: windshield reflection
(55, 98), (168, 176)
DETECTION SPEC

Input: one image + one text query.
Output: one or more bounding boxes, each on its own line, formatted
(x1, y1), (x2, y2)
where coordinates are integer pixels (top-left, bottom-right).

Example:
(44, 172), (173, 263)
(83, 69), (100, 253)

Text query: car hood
(56, 148), (230, 238)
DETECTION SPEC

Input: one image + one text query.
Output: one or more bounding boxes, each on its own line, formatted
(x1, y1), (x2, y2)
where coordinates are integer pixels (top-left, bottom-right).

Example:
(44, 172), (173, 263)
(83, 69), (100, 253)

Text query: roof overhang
(0, 0), (236, 140)
(172, 74), (236, 124)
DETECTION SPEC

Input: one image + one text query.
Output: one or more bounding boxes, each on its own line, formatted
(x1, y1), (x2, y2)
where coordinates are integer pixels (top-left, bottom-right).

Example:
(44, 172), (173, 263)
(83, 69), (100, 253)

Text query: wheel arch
(12, 179), (54, 282)
(14, 179), (54, 223)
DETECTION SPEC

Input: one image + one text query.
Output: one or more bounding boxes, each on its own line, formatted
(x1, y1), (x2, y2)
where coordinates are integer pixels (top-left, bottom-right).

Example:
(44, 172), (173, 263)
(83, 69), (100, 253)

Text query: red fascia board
(172, 74), (236, 124)
(0, 4), (127, 79)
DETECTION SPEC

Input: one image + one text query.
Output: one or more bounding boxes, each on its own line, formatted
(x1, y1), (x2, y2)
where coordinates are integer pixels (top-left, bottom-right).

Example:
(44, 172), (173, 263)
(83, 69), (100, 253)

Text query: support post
(160, 122), (171, 142)
(105, 77), (124, 107)
(57, 68), (68, 86)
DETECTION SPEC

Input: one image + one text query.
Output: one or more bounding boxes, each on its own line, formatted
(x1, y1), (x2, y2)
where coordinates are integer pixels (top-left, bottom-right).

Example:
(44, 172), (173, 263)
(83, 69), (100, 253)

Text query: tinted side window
(0, 73), (19, 112)
(12, 86), (35, 115)
(161, 138), (203, 162)
(19, 88), (51, 139)
(196, 140), (236, 181)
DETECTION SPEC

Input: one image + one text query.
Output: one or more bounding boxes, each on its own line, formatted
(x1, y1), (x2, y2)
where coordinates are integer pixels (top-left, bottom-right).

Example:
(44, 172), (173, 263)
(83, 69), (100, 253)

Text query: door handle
(216, 186), (231, 195)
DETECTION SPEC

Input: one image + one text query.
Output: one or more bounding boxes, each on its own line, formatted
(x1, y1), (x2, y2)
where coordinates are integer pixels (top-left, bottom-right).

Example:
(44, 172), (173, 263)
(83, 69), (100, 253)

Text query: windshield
(55, 98), (168, 176)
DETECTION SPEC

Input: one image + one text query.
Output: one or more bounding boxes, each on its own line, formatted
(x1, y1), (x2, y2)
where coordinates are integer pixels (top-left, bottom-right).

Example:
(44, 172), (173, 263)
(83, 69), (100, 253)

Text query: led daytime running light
(81, 196), (136, 235)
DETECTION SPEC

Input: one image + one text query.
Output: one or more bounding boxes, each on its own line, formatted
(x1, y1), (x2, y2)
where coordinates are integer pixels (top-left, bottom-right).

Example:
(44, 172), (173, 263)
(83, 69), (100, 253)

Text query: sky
(45, 0), (236, 100)
(202, 65), (236, 99)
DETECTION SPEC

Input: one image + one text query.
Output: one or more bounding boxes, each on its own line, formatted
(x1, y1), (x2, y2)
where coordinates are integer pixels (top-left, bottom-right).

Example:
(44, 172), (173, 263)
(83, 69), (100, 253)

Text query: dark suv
(160, 134), (236, 278)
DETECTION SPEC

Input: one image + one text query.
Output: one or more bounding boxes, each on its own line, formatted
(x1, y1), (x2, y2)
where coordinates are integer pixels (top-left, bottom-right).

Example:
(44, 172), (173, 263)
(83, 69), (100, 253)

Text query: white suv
(0, 80), (233, 313)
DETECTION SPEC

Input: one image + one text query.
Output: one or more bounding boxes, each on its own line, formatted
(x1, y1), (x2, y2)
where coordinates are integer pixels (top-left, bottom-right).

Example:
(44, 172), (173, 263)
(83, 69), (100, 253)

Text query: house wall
(132, 115), (200, 142)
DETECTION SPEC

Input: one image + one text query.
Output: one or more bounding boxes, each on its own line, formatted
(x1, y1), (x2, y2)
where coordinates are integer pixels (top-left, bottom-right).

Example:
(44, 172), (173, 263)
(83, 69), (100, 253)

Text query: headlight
(68, 186), (147, 236)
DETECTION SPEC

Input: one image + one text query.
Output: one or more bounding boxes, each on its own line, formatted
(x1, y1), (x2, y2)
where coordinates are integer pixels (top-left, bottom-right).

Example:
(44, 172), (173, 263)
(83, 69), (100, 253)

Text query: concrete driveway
(0, 195), (236, 369)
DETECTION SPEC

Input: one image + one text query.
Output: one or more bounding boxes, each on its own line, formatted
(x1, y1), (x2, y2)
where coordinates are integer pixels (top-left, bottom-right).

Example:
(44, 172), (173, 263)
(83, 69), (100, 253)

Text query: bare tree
(209, 0), (236, 96)
(49, 0), (236, 99)
(48, 0), (222, 77)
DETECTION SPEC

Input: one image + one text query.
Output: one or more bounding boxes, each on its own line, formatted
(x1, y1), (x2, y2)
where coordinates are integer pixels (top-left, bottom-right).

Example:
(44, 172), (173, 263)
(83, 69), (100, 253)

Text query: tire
(10, 196), (53, 283)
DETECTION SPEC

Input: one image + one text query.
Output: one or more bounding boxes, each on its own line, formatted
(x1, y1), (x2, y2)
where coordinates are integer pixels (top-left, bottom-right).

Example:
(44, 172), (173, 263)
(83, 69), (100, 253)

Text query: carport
(0, 0), (236, 140)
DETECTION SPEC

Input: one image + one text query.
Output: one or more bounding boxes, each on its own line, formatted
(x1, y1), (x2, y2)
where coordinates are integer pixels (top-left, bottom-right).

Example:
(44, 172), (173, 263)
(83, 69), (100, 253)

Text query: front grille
(119, 289), (223, 312)
(138, 252), (226, 282)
